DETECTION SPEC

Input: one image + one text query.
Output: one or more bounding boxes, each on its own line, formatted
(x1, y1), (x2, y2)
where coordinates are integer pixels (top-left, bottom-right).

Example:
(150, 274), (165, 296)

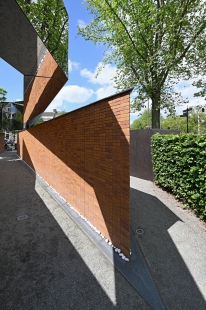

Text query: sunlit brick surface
(18, 91), (131, 257)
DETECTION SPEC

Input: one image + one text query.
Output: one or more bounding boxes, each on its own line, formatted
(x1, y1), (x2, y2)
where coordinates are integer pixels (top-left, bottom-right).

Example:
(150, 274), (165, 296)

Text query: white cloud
(96, 85), (116, 100)
(80, 62), (117, 86)
(80, 62), (118, 101)
(174, 81), (206, 115)
(46, 85), (94, 111)
(77, 20), (87, 28)
(68, 59), (80, 72)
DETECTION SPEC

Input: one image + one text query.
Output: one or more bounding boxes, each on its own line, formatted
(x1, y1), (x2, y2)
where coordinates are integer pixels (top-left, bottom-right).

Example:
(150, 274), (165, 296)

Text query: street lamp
(180, 107), (192, 133)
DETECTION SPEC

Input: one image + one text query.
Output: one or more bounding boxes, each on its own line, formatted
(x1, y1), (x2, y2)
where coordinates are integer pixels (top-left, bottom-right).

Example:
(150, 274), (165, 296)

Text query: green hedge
(151, 133), (206, 220)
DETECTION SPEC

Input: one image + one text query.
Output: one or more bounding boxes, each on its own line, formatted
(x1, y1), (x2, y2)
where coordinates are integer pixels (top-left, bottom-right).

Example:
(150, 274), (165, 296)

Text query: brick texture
(18, 91), (131, 257)
(0, 134), (4, 154)
(23, 51), (68, 123)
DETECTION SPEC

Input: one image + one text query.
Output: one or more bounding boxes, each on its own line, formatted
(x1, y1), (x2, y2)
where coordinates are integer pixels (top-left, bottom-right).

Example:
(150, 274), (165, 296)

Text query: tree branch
(177, 21), (206, 63)
(44, 5), (66, 45)
(50, 18), (68, 54)
(130, 64), (148, 92)
(102, 0), (147, 63)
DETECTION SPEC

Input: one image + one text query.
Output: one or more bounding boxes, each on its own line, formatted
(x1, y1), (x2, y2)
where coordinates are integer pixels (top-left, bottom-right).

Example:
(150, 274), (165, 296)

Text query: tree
(2, 114), (13, 132)
(0, 87), (7, 129)
(0, 88), (7, 102)
(34, 117), (44, 125)
(56, 110), (67, 117)
(12, 111), (24, 130)
(131, 108), (206, 133)
(160, 108), (206, 133)
(186, 106), (206, 134)
(130, 110), (152, 130)
(17, 0), (68, 74)
(160, 115), (188, 132)
(78, 0), (206, 128)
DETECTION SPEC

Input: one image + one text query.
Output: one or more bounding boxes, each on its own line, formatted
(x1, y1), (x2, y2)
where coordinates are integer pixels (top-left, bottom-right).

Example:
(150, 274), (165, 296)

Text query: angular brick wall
(0, 0), (68, 127)
(18, 90), (131, 257)
(23, 51), (68, 124)
(0, 134), (4, 154)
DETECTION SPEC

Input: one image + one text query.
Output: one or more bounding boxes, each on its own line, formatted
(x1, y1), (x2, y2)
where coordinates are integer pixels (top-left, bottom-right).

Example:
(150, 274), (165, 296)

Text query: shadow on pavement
(0, 152), (151, 310)
(130, 187), (206, 310)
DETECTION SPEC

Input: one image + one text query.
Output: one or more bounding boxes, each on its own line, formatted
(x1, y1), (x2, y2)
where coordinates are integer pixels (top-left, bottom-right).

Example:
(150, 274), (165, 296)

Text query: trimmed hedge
(151, 133), (206, 220)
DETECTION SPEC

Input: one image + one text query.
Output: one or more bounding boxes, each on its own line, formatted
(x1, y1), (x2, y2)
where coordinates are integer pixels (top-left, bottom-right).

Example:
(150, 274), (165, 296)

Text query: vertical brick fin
(23, 52), (68, 123)
(18, 90), (131, 257)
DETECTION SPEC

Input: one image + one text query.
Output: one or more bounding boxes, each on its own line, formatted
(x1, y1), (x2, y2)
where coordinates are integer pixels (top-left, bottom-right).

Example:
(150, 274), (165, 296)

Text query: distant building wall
(0, 133), (4, 154)
(18, 90), (131, 257)
(130, 129), (180, 181)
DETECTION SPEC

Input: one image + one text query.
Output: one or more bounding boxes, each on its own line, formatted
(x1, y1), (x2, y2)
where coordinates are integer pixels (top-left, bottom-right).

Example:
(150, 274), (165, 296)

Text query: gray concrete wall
(130, 129), (180, 181)
(0, 0), (68, 126)
(0, 0), (46, 76)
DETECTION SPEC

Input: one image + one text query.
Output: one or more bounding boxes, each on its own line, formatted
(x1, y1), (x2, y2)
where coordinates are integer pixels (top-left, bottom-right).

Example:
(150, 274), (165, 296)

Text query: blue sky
(0, 0), (205, 124)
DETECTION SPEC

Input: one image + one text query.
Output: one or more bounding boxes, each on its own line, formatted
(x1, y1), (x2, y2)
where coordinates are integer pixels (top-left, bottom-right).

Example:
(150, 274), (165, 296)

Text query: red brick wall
(0, 133), (4, 154)
(18, 90), (131, 257)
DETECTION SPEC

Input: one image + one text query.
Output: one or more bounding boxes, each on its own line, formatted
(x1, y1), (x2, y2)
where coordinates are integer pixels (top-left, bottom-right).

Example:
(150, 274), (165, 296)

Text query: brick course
(18, 90), (131, 257)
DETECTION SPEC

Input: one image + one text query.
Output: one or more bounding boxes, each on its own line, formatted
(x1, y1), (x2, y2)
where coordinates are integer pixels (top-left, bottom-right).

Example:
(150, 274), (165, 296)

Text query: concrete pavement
(0, 151), (152, 310)
(1, 150), (206, 309)
(130, 176), (206, 310)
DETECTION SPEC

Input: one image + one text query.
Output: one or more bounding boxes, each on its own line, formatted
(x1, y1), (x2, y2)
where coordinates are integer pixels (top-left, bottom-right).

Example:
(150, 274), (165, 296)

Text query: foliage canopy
(17, 0), (68, 74)
(0, 88), (7, 102)
(131, 108), (206, 133)
(78, 0), (206, 128)
(0, 87), (7, 129)
(56, 110), (67, 117)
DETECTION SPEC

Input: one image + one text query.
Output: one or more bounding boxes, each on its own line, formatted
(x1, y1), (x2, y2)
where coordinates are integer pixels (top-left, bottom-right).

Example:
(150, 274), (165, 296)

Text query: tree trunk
(151, 93), (161, 128)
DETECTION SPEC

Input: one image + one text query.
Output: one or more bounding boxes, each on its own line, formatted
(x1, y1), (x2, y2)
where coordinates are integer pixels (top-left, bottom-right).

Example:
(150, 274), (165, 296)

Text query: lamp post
(180, 106), (192, 133)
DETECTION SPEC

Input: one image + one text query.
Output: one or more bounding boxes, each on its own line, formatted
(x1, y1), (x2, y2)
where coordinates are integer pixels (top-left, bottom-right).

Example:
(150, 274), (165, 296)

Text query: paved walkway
(130, 177), (206, 310)
(0, 152), (152, 310)
(0, 151), (206, 309)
